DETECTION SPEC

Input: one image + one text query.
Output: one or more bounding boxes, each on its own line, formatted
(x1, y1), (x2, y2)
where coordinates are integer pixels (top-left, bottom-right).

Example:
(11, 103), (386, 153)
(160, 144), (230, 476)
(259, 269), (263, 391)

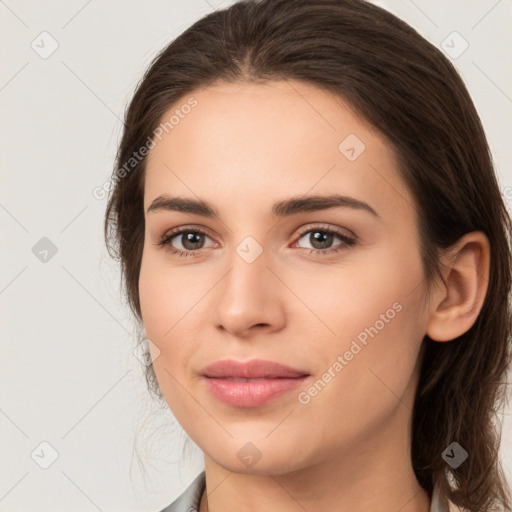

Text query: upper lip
(201, 359), (309, 379)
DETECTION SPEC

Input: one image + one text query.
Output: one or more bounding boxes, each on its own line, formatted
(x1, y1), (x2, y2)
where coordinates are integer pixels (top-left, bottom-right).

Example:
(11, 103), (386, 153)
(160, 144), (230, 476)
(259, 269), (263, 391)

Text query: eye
(156, 226), (216, 257)
(293, 225), (356, 256)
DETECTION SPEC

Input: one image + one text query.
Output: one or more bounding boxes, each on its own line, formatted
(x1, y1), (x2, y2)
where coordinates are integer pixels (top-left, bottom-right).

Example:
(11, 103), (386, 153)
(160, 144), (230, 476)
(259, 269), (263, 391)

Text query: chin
(202, 436), (311, 476)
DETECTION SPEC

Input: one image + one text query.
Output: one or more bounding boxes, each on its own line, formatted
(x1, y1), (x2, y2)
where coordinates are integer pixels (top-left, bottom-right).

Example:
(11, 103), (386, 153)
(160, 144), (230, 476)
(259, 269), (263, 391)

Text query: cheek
(295, 247), (426, 430)
(138, 256), (169, 340)
(138, 256), (200, 416)
(138, 250), (217, 389)
(292, 244), (425, 348)
(138, 253), (190, 377)
(138, 249), (205, 340)
(312, 305), (423, 446)
(292, 240), (425, 371)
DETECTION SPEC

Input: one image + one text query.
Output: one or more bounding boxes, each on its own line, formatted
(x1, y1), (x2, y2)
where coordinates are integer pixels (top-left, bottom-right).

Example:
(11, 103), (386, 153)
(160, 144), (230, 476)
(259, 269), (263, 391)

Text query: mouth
(200, 359), (310, 408)
(200, 358), (309, 379)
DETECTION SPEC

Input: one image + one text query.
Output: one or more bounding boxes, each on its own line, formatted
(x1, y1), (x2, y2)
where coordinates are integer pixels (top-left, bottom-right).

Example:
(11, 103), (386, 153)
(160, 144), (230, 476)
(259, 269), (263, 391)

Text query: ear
(426, 231), (490, 342)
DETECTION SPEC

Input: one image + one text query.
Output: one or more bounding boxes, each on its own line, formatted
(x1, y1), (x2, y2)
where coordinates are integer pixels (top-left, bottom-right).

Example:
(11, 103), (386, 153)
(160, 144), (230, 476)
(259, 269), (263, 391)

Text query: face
(139, 80), (430, 475)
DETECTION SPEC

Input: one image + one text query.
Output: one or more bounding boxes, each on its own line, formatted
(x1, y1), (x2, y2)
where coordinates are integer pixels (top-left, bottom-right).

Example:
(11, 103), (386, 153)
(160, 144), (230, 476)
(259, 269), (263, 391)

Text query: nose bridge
(222, 235), (269, 308)
(213, 233), (284, 335)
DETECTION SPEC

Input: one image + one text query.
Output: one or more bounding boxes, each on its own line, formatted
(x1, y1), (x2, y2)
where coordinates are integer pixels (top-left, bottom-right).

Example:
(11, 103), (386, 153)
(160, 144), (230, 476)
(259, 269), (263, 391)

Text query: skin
(139, 80), (490, 512)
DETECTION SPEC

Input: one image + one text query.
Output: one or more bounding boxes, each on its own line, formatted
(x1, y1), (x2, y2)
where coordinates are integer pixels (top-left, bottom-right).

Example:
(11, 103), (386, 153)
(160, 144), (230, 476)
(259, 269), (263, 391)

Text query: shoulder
(448, 503), (470, 512)
(431, 482), (470, 512)
(159, 473), (469, 512)
(157, 471), (206, 512)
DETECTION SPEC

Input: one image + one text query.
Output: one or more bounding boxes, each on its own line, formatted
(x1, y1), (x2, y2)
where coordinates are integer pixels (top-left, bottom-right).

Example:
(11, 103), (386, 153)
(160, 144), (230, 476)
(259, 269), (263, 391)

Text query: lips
(200, 359), (310, 408)
(200, 358), (309, 379)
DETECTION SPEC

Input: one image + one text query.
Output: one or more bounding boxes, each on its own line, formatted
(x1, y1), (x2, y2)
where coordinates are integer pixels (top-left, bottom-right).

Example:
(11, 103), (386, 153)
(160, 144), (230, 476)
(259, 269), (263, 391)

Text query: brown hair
(104, 0), (512, 509)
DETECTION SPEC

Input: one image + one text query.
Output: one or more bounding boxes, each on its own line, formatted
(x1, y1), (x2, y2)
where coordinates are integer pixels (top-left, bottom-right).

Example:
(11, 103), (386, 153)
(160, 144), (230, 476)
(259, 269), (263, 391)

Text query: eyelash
(156, 224), (356, 258)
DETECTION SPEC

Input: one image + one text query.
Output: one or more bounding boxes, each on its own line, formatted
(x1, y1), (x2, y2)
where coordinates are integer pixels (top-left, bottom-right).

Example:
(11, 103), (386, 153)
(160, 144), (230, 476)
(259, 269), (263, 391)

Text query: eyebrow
(147, 193), (379, 218)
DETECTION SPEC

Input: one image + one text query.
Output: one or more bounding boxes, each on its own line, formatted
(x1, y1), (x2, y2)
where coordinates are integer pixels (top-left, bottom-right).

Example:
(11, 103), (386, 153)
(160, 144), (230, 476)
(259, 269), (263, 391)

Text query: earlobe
(426, 232), (490, 342)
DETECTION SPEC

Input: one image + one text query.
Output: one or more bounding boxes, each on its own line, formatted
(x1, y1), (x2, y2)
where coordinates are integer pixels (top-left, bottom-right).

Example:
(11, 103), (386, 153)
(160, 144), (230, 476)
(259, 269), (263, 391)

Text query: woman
(104, 0), (512, 510)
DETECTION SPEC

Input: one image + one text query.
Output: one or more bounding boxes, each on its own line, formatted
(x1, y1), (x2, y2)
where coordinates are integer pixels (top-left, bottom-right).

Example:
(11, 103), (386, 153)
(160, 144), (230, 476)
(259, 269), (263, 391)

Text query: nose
(213, 243), (287, 339)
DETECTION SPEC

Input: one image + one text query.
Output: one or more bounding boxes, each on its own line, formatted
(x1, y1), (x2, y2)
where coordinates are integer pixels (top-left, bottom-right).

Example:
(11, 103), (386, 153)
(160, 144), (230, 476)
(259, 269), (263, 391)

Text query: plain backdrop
(1, 1), (511, 510)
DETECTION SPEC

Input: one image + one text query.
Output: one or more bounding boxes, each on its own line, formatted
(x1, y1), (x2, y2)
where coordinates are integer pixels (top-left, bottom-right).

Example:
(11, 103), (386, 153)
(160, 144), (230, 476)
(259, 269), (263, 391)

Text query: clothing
(157, 470), (455, 512)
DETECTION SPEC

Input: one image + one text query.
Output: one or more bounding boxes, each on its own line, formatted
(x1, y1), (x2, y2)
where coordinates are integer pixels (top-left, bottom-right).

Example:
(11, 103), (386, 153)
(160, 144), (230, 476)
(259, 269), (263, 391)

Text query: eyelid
(162, 224), (214, 238)
(293, 222), (355, 240)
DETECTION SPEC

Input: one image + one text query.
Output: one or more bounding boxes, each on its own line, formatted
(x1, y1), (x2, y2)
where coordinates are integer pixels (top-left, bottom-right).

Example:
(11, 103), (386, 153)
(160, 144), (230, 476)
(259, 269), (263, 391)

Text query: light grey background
(1, 1), (511, 511)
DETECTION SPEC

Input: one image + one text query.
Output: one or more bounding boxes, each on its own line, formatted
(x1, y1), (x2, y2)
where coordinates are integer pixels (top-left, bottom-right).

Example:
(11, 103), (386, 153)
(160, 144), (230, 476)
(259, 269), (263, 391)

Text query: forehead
(143, 80), (413, 221)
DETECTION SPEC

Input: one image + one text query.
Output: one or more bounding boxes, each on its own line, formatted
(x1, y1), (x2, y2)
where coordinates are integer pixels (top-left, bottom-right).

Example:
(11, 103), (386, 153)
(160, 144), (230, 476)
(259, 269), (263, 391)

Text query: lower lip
(202, 376), (308, 407)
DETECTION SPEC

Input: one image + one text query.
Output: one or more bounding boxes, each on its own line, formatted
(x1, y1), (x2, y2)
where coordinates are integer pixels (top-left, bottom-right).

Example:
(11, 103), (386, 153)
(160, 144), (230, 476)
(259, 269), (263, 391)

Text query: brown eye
(158, 227), (215, 254)
(295, 227), (355, 254)
(178, 231), (206, 250)
(304, 231), (335, 250)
